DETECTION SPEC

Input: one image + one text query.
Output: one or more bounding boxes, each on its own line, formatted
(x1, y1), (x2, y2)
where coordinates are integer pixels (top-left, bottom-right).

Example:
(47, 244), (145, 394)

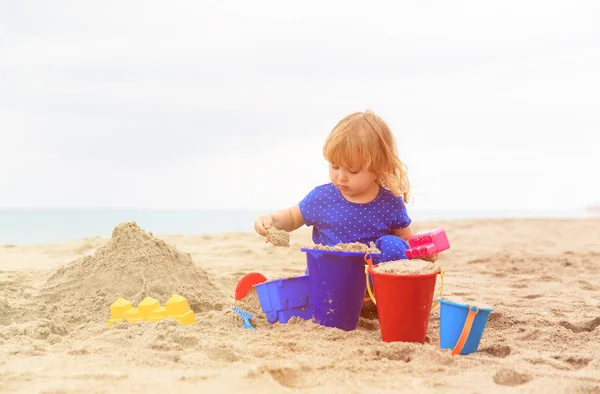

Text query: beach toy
(235, 272), (268, 301)
(109, 298), (135, 326)
(255, 275), (312, 324)
(233, 306), (255, 330)
(406, 228), (450, 259)
(366, 257), (444, 343)
(108, 294), (196, 327)
(439, 299), (494, 355)
(301, 248), (380, 331)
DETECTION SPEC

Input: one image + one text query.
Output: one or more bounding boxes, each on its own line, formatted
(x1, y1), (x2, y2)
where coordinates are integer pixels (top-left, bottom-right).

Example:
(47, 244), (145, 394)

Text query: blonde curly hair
(323, 110), (410, 203)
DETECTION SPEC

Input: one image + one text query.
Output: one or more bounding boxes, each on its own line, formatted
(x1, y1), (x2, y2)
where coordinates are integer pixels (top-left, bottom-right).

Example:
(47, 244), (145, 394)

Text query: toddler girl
(254, 110), (437, 265)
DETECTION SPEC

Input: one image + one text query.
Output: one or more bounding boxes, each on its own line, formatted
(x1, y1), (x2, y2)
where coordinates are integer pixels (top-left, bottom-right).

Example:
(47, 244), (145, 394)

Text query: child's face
(329, 163), (377, 198)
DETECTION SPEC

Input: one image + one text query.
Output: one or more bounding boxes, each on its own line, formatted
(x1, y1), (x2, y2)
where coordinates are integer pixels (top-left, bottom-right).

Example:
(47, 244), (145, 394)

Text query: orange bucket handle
(451, 305), (479, 356)
(364, 254), (444, 311)
(364, 254), (377, 304)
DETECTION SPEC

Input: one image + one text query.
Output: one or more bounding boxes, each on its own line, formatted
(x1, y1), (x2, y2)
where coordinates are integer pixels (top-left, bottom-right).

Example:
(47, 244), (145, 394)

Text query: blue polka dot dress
(299, 183), (411, 264)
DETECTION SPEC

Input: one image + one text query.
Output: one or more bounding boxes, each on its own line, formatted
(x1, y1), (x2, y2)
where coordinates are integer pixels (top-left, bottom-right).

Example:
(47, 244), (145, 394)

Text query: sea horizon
(0, 208), (597, 245)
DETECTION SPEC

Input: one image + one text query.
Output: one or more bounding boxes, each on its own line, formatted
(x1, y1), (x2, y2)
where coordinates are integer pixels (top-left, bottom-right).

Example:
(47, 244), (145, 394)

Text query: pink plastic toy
(406, 228), (450, 259)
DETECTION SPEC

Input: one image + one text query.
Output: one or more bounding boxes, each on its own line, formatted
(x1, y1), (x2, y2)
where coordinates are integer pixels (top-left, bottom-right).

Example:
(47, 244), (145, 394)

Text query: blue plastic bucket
(439, 298), (494, 355)
(255, 275), (312, 324)
(302, 248), (378, 331)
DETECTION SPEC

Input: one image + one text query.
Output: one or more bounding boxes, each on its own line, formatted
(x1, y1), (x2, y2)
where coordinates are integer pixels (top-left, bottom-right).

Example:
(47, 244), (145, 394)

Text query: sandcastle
(40, 221), (223, 323)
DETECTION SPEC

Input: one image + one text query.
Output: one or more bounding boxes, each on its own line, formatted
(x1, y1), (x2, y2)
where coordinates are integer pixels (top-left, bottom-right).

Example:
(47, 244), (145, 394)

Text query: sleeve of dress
(298, 186), (321, 227)
(390, 196), (412, 229)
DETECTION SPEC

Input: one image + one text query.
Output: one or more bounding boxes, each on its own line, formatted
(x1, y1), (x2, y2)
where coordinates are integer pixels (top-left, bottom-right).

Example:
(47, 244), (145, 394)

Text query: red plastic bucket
(367, 258), (443, 343)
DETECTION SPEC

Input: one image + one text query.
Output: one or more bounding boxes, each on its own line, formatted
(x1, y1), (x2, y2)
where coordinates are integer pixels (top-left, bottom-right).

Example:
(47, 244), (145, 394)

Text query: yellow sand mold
(108, 294), (196, 327)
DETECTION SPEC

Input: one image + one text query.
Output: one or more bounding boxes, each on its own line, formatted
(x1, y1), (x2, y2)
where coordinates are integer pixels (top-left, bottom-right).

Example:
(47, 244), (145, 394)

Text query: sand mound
(39, 222), (224, 322)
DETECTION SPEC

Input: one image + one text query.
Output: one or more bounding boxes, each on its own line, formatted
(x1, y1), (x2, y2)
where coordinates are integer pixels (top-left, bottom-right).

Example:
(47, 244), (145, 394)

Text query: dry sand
(373, 259), (441, 275)
(302, 241), (381, 254)
(266, 227), (290, 247)
(1, 218), (600, 393)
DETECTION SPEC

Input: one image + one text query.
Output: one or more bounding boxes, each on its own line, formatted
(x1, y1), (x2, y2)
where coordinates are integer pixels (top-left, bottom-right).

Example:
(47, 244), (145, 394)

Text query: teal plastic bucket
(439, 299), (493, 355)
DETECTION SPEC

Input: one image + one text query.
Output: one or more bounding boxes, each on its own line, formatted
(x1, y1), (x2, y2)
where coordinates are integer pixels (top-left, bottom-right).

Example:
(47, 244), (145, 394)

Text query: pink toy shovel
(406, 228), (450, 259)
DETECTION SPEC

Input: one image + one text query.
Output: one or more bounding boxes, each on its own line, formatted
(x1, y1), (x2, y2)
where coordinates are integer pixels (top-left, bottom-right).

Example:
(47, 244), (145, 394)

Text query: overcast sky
(1, 0), (598, 211)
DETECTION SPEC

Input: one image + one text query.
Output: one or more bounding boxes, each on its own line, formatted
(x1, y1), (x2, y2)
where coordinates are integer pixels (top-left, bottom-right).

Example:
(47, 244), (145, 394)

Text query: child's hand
(254, 215), (274, 236)
(422, 253), (438, 263)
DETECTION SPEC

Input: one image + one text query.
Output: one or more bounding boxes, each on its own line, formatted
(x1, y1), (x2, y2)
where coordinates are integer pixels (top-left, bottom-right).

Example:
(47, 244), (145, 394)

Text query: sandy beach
(1, 218), (599, 393)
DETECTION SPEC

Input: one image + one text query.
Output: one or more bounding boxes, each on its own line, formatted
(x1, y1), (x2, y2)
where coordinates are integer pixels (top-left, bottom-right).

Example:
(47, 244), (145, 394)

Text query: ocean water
(0, 209), (595, 245)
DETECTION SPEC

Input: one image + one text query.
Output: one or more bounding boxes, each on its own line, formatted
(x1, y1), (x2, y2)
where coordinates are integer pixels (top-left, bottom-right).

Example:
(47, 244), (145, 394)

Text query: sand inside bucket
(442, 296), (494, 311)
(302, 241), (380, 254)
(373, 259), (441, 275)
(266, 227), (290, 247)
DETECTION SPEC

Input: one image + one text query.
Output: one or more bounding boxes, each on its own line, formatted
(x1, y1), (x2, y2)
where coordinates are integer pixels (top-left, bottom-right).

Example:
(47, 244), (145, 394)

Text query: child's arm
(254, 205), (305, 236)
(392, 226), (414, 241)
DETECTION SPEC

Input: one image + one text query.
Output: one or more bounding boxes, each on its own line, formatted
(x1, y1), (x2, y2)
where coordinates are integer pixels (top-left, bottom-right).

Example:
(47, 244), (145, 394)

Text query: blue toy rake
(233, 306), (255, 330)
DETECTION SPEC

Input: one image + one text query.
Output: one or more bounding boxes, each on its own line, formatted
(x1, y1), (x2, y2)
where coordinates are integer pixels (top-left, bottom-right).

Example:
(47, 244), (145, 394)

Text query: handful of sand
(266, 227), (290, 247)
(373, 259), (440, 275)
